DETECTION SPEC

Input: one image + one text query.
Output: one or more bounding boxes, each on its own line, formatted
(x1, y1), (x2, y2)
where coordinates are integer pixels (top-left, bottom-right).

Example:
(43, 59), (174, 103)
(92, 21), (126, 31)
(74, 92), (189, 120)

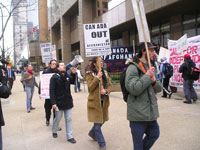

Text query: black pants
(163, 77), (170, 97)
(44, 99), (55, 122)
(7, 78), (13, 91)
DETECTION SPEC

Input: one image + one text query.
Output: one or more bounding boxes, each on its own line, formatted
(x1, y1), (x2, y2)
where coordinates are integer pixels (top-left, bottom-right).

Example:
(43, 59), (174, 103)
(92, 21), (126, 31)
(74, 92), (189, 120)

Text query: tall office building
(12, 0), (28, 65)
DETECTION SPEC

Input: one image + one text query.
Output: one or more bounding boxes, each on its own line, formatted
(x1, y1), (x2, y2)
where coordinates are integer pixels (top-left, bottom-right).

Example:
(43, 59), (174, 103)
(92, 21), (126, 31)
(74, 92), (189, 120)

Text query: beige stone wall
(39, 0), (48, 42)
(29, 42), (41, 57)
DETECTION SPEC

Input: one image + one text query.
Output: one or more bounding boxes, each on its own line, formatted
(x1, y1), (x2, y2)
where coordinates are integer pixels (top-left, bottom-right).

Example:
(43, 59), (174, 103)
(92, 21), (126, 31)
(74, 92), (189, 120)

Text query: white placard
(158, 47), (170, 62)
(51, 45), (56, 60)
(177, 34), (188, 53)
(83, 23), (111, 57)
(40, 43), (53, 63)
(40, 73), (54, 99)
(131, 0), (150, 43)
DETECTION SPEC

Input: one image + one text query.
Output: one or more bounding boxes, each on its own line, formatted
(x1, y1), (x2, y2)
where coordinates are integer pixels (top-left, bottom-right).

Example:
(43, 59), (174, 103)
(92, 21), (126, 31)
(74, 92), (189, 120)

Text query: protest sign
(40, 43), (53, 63)
(158, 47), (170, 62)
(176, 34), (188, 53)
(40, 73), (54, 99)
(131, 0), (150, 43)
(51, 45), (56, 60)
(83, 23), (111, 57)
(102, 46), (134, 75)
(168, 35), (200, 89)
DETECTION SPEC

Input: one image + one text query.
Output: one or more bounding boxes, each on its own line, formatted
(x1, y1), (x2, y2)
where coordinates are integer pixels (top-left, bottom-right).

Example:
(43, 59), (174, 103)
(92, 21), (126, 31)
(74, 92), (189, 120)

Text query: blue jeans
(130, 121), (160, 150)
(89, 123), (105, 148)
(52, 108), (73, 140)
(74, 81), (80, 92)
(25, 87), (34, 111)
(0, 127), (2, 150)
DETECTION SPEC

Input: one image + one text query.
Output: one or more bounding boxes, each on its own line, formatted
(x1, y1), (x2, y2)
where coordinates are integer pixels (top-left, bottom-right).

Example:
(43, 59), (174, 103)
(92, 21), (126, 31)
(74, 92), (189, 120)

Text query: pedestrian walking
(21, 67), (26, 91)
(50, 62), (77, 144)
(179, 54), (198, 104)
(6, 66), (15, 93)
(86, 57), (112, 150)
(125, 42), (162, 150)
(160, 56), (173, 98)
(74, 63), (83, 93)
(39, 60), (57, 126)
(22, 65), (38, 113)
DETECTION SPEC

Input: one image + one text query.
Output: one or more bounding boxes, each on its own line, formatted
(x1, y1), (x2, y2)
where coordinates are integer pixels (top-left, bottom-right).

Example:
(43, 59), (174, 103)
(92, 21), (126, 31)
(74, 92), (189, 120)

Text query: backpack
(189, 66), (200, 81)
(163, 63), (173, 78)
(120, 63), (138, 102)
(120, 68), (129, 102)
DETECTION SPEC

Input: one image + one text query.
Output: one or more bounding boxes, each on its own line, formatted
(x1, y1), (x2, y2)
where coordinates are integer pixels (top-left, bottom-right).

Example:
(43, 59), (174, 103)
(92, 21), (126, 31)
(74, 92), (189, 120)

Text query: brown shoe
(99, 146), (106, 150)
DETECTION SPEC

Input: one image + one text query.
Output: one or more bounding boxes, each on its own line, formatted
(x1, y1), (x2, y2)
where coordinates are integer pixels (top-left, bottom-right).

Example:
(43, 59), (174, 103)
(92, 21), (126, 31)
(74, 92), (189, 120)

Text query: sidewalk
(2, 75), (200, 150)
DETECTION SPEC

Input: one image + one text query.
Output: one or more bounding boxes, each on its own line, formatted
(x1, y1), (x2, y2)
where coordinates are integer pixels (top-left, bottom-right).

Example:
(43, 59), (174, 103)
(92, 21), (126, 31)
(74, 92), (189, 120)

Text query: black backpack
(120, 68), (129, 102)
(188, 64), (200, 81)
(120, 63), (137, 102)
(163, 63), (173, 78)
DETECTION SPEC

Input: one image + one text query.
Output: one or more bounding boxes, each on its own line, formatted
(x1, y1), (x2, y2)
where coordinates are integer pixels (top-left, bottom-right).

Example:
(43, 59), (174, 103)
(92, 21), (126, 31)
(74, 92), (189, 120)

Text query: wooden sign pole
(136, 0), (151, 68)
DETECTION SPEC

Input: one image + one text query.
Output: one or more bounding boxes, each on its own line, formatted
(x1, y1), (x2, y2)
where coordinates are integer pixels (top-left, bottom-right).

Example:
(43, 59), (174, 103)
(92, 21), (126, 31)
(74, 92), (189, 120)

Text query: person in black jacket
(39, 59), (57, 126)
(50, 62), (77, 144)
(179, 54), (198, 104)
(0, 68), (11, 150)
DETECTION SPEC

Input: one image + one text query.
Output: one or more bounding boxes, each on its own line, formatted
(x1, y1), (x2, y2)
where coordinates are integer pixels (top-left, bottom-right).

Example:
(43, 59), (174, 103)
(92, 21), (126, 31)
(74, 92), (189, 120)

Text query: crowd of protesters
(0, 41), (199, 150)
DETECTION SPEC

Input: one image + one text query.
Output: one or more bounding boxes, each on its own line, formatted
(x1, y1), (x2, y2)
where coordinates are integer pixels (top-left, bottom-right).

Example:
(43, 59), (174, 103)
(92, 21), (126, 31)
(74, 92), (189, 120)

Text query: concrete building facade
(49, 0), (200, 72)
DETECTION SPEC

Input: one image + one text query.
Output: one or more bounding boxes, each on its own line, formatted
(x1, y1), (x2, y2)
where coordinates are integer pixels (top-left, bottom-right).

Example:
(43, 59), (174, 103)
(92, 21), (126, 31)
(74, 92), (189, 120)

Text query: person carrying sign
(125, 42), (162, 150)
(86, 57), (112, 150)
(179, 54), (198, 104)
(160, 56), (173, 98)
(50, 62), (77, 144)
(39, 59), (57, 126)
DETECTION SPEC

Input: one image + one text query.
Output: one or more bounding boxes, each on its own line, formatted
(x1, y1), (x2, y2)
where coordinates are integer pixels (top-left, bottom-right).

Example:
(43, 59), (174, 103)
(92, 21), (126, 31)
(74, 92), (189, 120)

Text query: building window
(151, 26), (160, 45)
(58, 49), (62, 61)
(103, 2), (108, 9)
(70, 15), (78, 31)
(183, 14), (196, 38)
(161, 23), (170, 47)
(98, 9), (101, 16)
(97, 1), (100, 8)
(197, 13), (200, 35)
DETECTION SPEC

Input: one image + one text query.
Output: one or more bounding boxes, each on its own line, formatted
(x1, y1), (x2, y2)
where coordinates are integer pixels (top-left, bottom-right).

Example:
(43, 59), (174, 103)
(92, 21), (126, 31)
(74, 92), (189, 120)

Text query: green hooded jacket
(125, 56), (162, 121)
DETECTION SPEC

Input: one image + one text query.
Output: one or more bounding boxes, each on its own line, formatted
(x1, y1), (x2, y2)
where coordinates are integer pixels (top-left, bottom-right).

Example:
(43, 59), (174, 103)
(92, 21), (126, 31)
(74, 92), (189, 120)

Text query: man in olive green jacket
(125, 42), (162, 150)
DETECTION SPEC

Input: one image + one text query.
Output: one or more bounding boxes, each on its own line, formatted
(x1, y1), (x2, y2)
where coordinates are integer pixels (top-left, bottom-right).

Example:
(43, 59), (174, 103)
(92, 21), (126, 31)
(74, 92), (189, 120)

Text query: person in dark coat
(179, 54), (198, 104)
(50, 62), (77, 144)
(39, 59), (57, 126)
(0, 68), (11, 150)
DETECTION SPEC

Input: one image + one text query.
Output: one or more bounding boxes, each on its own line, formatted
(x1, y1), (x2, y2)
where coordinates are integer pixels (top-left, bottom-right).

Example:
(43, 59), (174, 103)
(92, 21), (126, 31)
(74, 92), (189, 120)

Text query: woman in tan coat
(86, 57), (112, 150)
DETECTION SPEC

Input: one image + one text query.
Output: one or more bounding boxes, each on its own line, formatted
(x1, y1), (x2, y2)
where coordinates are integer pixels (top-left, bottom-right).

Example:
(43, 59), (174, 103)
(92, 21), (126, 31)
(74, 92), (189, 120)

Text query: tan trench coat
(86, 71), (112, 123)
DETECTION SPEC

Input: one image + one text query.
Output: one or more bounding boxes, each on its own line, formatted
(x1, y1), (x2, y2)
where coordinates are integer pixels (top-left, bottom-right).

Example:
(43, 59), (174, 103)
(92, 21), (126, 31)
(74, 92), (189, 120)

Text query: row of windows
(111, 13), (200, 48)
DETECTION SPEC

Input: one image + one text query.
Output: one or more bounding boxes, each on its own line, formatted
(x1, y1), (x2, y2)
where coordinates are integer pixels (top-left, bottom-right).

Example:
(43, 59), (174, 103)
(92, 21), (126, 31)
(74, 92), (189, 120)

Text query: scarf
(27, 69), (33, 75)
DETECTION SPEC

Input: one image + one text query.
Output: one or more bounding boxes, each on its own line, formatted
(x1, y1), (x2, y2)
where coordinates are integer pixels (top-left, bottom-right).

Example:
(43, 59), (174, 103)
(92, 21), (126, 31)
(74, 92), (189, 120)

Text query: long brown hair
(88, 57), (108, 89)
(88, 57), (98, 74)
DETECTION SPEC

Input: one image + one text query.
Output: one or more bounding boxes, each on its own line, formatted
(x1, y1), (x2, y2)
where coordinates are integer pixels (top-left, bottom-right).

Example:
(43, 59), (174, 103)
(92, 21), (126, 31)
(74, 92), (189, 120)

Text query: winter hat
(161, 56), (167, 61)
(184, 54), (191, 59)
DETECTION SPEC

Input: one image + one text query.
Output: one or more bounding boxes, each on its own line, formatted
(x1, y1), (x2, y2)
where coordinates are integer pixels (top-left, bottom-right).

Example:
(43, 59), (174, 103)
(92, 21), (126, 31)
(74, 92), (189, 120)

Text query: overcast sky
(109, 0), (125, 9)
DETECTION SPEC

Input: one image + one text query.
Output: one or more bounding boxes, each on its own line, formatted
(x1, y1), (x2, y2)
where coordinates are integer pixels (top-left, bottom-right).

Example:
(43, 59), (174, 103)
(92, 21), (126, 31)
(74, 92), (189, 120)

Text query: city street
(2, 75), (200, 150)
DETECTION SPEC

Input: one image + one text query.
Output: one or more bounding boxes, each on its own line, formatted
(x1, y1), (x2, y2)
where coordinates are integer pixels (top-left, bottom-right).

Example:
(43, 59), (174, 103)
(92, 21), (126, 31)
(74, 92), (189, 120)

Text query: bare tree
(0, 0), (37, 59)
